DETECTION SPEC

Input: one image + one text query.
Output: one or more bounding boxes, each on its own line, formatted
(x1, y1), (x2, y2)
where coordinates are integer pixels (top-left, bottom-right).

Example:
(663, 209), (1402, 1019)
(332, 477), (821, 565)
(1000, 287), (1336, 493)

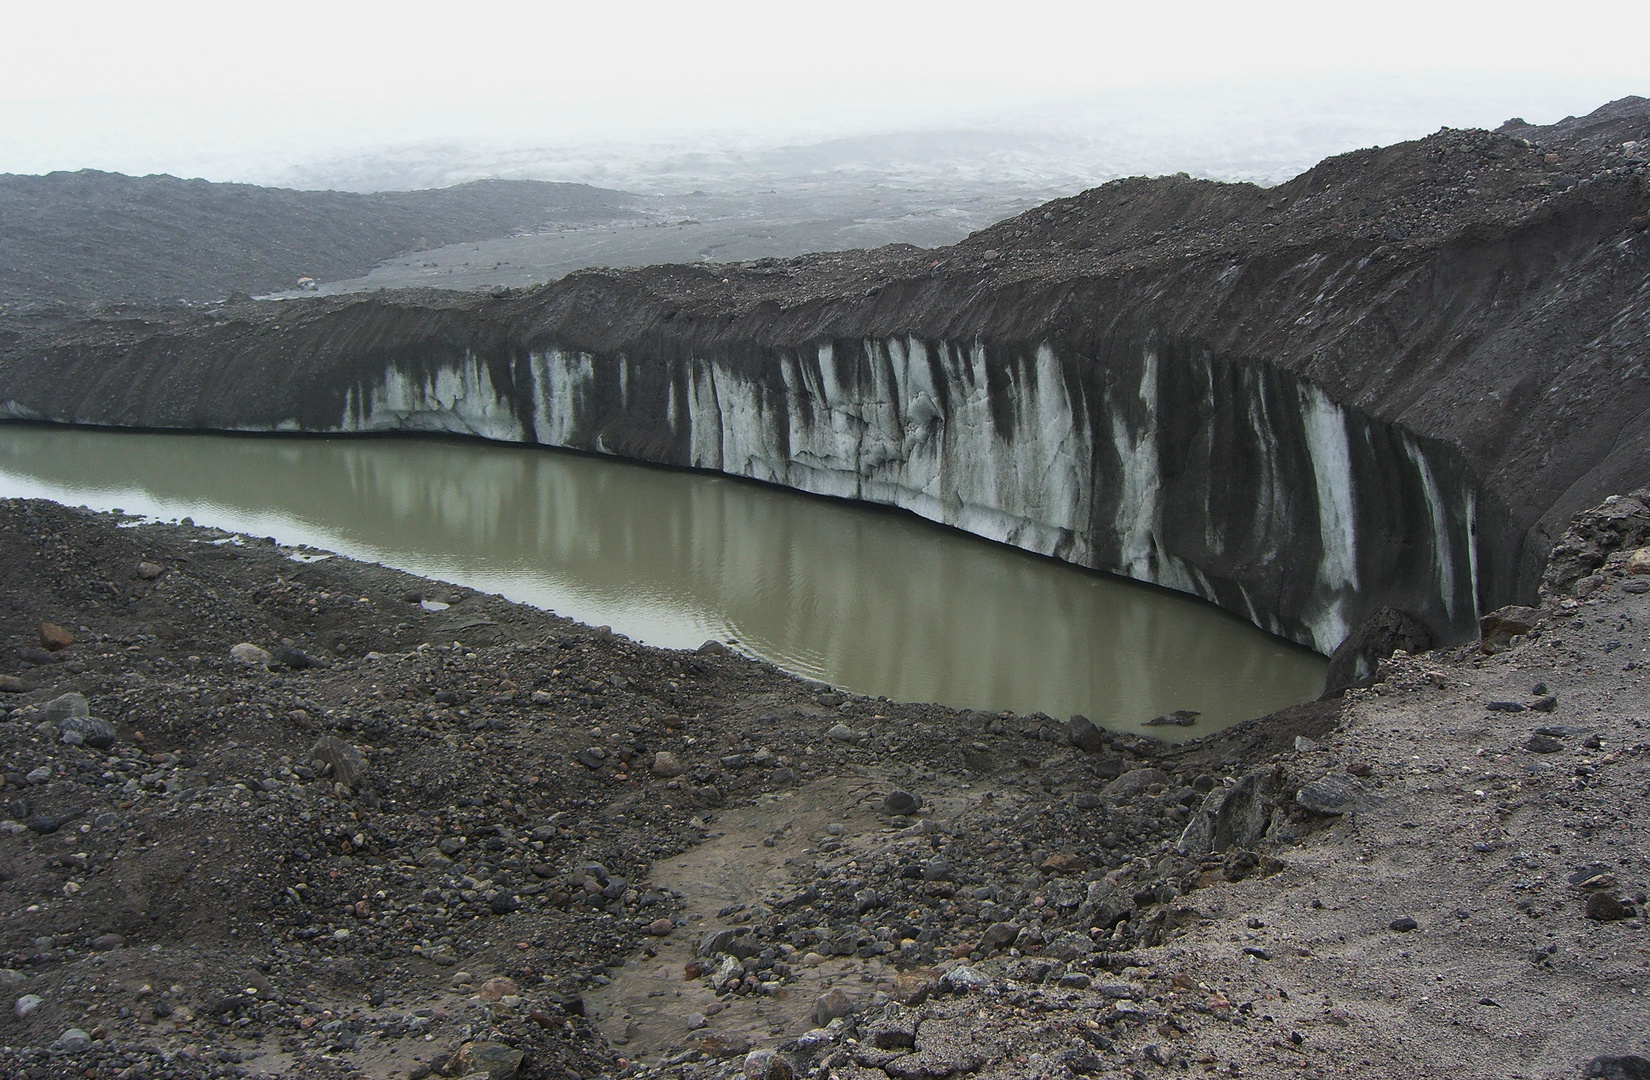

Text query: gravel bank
(1, 492), (1646, 1080)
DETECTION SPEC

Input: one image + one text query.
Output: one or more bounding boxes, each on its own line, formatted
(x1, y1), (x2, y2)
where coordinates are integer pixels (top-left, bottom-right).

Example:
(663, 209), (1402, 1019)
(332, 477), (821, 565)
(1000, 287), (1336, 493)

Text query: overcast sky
(3, 0), (1646, 189)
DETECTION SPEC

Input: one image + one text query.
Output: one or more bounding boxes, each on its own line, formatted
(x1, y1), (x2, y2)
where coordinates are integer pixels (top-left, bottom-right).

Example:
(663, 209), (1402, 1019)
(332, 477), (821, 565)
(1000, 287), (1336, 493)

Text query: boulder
(456, 1040), (523, 1079)
(59, 716), (118, 750)
(307, 736), (368, 789)
(1295, 774), (1360, 815)
(813, 987), (857, 1026)
(37, 693), (89, 723)
(1323, 607), (1434, 694)
(698, 926), (760, 959)
(979, 921), (1020, 951)
(1479, 605), (1539, 654)
(37, 622), (73, 651)
(882, 790), (921, 816)
(230, 642), (273, 666)
(1585, 1056), (1650, 1080)
(1065, 714), (1109, 753)
(1099, 768), (1170, 800)
(1176, 768), (1282, 856)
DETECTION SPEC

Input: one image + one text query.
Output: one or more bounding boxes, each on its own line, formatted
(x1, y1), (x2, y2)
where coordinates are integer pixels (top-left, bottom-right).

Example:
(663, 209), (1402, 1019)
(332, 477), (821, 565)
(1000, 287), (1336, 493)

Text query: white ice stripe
(1404, 433), (1457, 622)
(1298, 381), (1359, 650)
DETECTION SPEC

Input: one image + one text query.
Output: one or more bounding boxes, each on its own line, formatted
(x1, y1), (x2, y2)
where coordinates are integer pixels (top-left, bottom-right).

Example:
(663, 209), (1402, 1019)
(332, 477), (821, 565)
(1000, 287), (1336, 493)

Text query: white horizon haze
(1, 1), (1646, 192)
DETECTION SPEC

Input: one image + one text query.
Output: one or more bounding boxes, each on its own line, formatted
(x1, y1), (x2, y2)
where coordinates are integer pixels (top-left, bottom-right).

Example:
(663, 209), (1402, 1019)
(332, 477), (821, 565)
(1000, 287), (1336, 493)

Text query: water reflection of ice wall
(0, 426), (1324, 735)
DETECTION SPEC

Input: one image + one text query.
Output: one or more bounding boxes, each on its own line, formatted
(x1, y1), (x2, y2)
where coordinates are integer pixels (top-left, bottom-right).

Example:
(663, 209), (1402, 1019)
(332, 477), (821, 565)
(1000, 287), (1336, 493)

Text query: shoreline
(1, 493), (1646, 1079)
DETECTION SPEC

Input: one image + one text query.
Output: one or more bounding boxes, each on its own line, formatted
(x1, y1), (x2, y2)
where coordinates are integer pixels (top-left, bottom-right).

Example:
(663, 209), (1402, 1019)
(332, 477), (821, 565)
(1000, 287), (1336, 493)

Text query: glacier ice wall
(334, 334), (1498, 654)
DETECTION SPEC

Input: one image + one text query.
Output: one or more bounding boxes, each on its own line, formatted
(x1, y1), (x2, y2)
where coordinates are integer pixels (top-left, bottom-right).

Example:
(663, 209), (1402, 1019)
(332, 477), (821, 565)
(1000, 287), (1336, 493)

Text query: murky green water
(0, 424), (1324, 735)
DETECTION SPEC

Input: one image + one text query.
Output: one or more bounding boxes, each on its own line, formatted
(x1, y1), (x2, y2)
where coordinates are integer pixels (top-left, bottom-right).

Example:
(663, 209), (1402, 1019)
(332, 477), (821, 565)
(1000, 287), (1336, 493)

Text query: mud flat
(0, 489), (1647, 1079)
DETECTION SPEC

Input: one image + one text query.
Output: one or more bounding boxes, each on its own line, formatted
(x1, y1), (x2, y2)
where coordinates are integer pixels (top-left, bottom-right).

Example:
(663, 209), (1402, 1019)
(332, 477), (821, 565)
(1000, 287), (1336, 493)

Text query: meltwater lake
(0, 424), (1325, 735)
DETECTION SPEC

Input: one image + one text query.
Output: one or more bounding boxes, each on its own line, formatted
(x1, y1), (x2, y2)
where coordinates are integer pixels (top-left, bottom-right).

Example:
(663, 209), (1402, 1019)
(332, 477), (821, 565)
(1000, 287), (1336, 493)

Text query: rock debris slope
(2, 488), (1649, 1079)
(5, 100), (1649, 655)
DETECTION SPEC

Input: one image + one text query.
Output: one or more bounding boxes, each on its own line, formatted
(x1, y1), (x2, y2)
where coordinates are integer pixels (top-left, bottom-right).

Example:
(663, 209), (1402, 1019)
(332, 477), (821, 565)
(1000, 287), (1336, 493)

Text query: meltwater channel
(0, 425), (1325, 736)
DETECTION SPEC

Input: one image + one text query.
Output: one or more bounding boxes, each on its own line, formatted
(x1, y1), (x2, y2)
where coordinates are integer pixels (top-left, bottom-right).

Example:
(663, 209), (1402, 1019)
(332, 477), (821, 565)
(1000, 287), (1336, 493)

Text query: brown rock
(980, 921), (1021, 951)
(813, 987), (857, 1026)
(0, 675), (26, 693)
(456, 1040), (523, 1079)
(477, 977), (519, 1001)
(651, 751), (685, 778)
(646, 917), (675, 936)
(1585, 892), (1633, 922)
(1628, 547), (1650, 575)
(693, 1031), (751, 1058)
(1479, 605), (1538, 654)
(882, 969), (940, 1006)
(37, 622), (73, 651)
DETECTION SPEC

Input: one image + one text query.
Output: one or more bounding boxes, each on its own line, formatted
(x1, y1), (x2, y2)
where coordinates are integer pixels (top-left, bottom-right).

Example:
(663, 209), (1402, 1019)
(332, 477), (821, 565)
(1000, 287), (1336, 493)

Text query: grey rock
(37, 693), (89, 723)
(1524, 734), (1564, 754)
(651, 751), (685, 777)
(744, 1048), (795, 1080)
(56, 1027), (91, 1052)
(939, 966), (989, 992)
(59, 715), (117, 749)
(699, 926), (759, 959)
(1075, 881), (1129, 931)
(1176, 767), (1282, 856)
(825, 723), (857, 743)
(866, 1005), (920, 1049)
(1584, 1056), (1650, 1080)
(230, 642), (273, 666)
(1295, 774), (1361, 816)
(1100, 768), (1171, 800)
(1044, 931), (1095, 961)
(456, 1040), (523, 1079)
(13, 993), (42, 1019)
(307, 736), (368, 789)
